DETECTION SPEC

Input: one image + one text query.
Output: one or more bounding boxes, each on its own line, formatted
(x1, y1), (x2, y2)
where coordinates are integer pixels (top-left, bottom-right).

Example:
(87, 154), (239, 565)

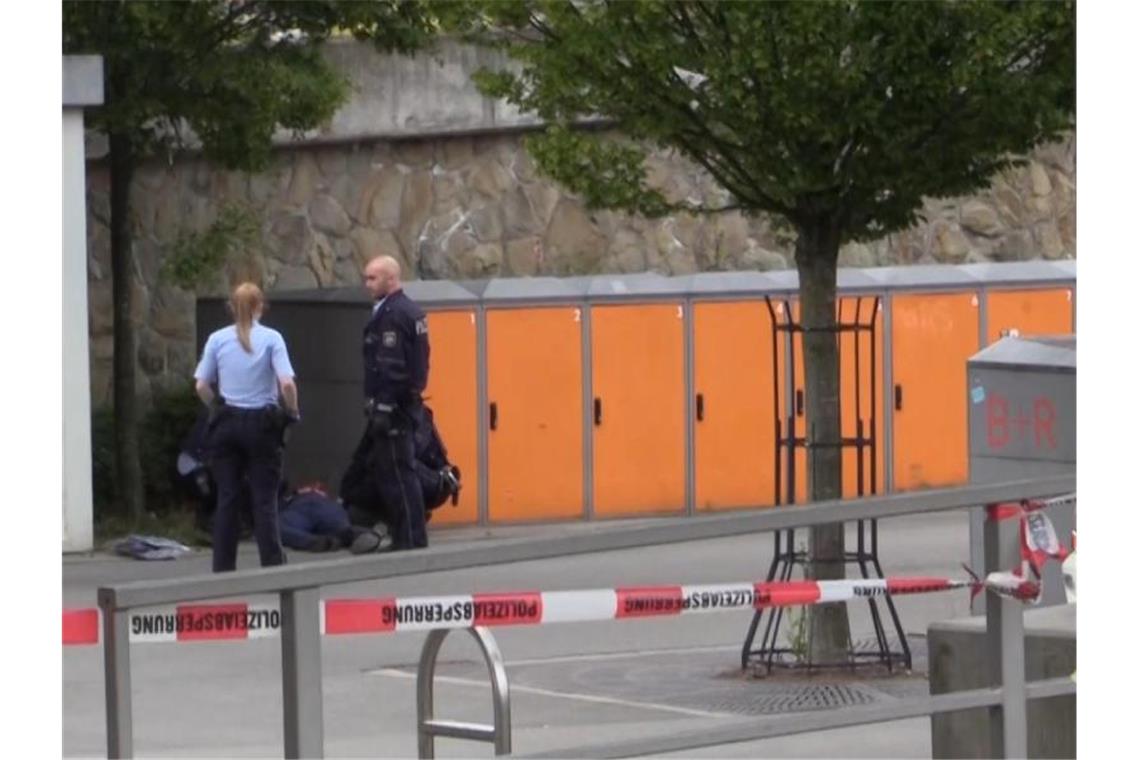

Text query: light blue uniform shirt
(193, 321), (295, 409)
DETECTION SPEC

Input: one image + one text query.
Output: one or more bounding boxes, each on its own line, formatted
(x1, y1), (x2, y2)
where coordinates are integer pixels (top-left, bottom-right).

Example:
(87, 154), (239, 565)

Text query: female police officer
(193, 282), (300, 572)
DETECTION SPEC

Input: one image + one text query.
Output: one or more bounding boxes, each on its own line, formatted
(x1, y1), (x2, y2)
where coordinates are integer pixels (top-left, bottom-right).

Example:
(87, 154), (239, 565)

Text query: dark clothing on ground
(278, 490), (354, 551)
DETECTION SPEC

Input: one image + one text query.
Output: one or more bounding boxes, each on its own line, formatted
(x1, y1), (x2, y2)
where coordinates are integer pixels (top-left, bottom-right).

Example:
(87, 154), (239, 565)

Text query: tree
(460, 0), (1075, 663)
(63, 0), (444, 519)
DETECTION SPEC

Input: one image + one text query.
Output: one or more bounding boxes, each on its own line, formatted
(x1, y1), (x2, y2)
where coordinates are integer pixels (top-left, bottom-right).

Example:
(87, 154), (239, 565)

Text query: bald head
(364, 255), (402, 300)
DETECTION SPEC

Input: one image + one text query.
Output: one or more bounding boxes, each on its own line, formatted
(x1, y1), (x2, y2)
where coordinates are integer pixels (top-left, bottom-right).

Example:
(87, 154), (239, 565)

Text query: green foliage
(162, 204), (261, 291)
(91, 387), (202, 517)
(90, 407), (118, 511)
(461, 0), (1075, 241)
(140, 387), (203, 509)
(62, 0), (448, 169)
(63, 0), (451, 518)
(785, 606), (810, 663)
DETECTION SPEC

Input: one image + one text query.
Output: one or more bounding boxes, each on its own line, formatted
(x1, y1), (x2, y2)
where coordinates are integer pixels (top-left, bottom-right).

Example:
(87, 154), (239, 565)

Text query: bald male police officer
(360, 255), (430, 550)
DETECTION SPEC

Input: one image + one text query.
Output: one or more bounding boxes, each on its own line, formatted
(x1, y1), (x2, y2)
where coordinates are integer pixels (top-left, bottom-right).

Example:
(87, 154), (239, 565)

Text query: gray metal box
(967, 335), (1075, 610)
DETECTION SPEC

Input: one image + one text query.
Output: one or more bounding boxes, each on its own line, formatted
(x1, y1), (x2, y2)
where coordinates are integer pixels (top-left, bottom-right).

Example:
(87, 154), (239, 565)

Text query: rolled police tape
(64, 576), (979, 646)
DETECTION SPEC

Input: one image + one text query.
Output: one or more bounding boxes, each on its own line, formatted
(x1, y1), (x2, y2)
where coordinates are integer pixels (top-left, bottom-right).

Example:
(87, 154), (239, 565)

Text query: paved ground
(63, 510), (976, 758)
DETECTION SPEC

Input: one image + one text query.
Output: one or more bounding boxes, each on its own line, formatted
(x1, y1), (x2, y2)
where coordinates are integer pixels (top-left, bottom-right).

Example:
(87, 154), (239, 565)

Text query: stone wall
(84, 129), (1075, 408)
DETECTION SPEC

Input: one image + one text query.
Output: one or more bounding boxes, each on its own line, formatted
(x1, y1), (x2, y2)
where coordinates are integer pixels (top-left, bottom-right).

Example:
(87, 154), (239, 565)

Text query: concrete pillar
(63, 55), (103, 553)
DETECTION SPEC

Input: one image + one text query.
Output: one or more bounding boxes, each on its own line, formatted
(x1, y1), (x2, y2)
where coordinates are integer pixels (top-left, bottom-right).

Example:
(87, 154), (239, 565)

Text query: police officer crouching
(360, 255), (430, 550)
(193, 282), (300, 572)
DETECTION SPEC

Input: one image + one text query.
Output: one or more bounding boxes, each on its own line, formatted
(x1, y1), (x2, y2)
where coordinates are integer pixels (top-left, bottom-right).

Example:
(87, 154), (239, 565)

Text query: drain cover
(700, 683), (881, 715)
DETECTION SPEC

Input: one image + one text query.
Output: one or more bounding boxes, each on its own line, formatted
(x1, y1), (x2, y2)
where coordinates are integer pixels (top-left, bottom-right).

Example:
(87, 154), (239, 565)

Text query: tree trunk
(794, 219), (851, 665)
(109, 129), (145, 519)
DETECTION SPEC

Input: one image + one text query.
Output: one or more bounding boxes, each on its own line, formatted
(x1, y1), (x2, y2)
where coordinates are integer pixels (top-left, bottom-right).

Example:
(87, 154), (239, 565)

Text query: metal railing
(417, 627), (512, 757)
(96, 474), (1075, 758)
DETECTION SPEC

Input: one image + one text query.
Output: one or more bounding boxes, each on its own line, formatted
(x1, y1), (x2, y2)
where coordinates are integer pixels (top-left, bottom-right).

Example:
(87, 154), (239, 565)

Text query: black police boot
(350, 529), (394, 554)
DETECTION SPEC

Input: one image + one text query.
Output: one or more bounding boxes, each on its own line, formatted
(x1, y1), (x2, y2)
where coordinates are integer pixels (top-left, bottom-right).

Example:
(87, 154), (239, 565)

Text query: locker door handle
(795, 389), (804, 417)
(594, 398), (602, 426)
(894, 385), (903, 411)
(696, 393), (704, 422)
(489, 402), (498, 431)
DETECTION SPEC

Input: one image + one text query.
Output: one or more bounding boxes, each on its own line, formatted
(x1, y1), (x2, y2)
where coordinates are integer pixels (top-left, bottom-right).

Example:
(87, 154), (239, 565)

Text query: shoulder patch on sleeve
(415, 318), (429, 335)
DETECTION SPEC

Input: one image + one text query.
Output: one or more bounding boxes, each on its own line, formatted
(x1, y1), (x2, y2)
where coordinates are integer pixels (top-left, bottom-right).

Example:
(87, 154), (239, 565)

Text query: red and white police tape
(64, 576), (974, 646)
(975, 495), (1076, 603)
(64, 497), (1076, 647)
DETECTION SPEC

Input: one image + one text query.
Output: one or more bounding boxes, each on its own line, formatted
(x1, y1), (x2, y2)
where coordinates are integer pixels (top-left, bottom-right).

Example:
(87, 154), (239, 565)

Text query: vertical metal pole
(870, 297), (879, 496)
(473, 627), (513, 756)
(783, 299), (796, 504)
(281, 587), (324, 759)
(984, 508), (1028, 758)
(766, 297), (781, 507)
(417, 627), (512, 758)
(101, 596), (133, 759)
(970, 288), (991, 614)
(683, 298), (696, 516)
(417, 630), (446, 760)
(475, 305), (489, 526)
(881, 294), (895, 493)
(581, 302), (595, 520)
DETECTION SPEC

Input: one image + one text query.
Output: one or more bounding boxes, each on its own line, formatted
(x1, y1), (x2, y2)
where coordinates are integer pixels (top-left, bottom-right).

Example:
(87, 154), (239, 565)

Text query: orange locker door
(693, 301), (778, 511)
(986, 288), (1074, 344)
(790, 298), (885, 501)
(891, 292), (980, 491)
(591, 303), (686, 517)
(487, 307), (584, 521)
(422, 310), (479, 525)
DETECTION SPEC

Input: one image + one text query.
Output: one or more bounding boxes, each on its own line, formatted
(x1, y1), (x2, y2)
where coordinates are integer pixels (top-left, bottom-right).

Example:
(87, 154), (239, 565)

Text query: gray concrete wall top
(63, 55), (103, 107)
(1049, 259), (1076, 278)
(681, 270), (791, 297)
(483, 276), (591, 302)
(863, 263), (983, 289)
(586, 272), (690, 299)
(199, 261), (1077, 311)
(969, 335), (1076, 371)
(958, 260), (1075, 287)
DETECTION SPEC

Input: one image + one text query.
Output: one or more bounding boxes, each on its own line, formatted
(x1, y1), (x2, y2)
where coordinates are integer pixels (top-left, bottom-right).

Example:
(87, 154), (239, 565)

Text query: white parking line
(370, 668), (738, 719)
(505, 643), (738, 667)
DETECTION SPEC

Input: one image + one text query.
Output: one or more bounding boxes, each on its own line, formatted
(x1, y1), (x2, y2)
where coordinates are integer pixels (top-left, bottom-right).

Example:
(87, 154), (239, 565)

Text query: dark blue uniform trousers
(371, 424), (428, 550)
(208, 408), (287, 572)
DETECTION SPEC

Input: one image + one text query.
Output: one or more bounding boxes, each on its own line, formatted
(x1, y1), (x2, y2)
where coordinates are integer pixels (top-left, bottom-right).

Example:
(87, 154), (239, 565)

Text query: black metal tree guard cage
(740, 294), (912, 675)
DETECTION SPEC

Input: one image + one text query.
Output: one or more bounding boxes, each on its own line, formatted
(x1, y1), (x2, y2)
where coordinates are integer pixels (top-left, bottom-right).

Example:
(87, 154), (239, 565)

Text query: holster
(263, 404), (296, 446)
(365, 400), (399, 438)
(205, 398), (228, 433)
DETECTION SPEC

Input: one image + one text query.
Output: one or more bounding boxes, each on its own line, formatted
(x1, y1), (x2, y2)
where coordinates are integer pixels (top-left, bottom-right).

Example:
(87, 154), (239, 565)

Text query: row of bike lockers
(196, 260), (1076, 526)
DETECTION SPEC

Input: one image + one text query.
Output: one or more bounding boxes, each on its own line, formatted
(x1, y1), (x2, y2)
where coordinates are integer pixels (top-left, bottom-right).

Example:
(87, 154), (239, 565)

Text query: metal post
(683, 297), (695, 517)
(281, 587), (324, 759)
(101, 603), (133, 758)
(984, 508), (1027, 758)
(970, 287), (992, 615)
(418, 627), (512, 758)
(475, 305), (489, 526)
(581, 303), (595, 519)
(881, 294), (895, 493)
